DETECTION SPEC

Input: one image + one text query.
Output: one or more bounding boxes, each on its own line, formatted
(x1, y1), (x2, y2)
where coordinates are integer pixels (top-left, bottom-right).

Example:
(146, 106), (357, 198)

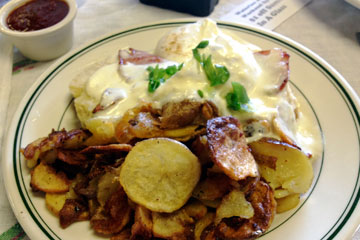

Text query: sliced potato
(163, 125), (198, 138)
(45, 193), (67, 216)
(215, 179), (276, 240)
(80, 143), (132, 155)
(91, 188), (131, 235)
(59, 199), (89, 228)
(21, 129), (91, 168)
(249, 137), (313, 194)
(131, 205), (153, 239)
(274, 188), (291, 199)
(163, 125), (206, 142)
(192, 174), (232, 201)
(21, 137), (47, 168)
(183, 200), (207, 220)
(199, 199), (221, 209)
(194, 212), (215, 240)
(120, 138), (201, 213)
(152, 209), (194, 239)
(207, 116), (258, 181)
(215, 189), (254, 224)
(97, 168), (121, 207)
(84, 118), (117, 145)
(191, 135), (212, 166)
(276, 193), (300, 213)
(110, 228), (131, 240)
(30, 162), (70, 193)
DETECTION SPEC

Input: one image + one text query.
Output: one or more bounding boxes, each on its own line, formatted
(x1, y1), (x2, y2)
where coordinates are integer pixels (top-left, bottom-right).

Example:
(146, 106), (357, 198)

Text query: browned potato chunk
(207, 116), (259, 181)
(30, 162), (70, 193)
(249, 137), (313, 194)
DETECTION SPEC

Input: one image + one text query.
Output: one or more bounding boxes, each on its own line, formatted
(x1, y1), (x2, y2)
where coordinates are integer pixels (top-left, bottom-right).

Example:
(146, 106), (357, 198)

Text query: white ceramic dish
(0, 0), (77, 61)
(2, 19), (360, 240)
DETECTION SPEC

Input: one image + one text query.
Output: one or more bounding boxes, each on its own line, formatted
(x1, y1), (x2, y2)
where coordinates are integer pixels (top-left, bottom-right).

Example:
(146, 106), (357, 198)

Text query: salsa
(6, 0), (69, 32)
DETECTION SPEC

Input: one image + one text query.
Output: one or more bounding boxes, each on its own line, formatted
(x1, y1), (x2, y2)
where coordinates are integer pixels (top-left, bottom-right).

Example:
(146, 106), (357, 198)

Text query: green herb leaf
(147, 64), (183, 92)
(192, 48), (201, 62)
(197, 90), (204, 98)
(226, 82), (250, 111)
(196, 40), (209, 49)
(193, 40), (230, 86)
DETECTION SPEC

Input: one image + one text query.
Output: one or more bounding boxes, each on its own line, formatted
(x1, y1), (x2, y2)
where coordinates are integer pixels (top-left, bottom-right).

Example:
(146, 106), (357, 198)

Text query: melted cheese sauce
(71, 19), (322, 158)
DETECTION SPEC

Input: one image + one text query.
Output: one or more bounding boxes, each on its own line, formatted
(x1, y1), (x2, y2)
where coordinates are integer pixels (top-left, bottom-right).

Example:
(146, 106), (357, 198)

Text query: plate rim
(2, 18), (360, 240)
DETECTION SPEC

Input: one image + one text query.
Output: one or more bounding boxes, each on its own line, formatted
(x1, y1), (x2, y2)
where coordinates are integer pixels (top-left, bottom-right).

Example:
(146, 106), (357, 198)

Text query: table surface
(0, 0), (359, 239)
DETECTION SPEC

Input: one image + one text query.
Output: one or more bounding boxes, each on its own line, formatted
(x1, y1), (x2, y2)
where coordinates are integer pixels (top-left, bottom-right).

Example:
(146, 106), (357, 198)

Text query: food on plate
(119, 138), (201, 213)
(30, 161), (70, 193)
(21, 19), (322, 239)
(249, 137), (314, 195)
(206, 116), (258, 181)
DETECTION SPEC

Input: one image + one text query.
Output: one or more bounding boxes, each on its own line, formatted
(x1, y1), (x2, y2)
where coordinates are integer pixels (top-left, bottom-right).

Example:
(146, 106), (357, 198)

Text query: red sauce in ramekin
(6, 0), (69, 32)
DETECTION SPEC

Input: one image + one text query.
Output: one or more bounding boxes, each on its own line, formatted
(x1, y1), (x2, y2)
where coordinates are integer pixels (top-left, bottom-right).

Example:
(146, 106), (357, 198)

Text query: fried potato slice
(30, 162), (70, 193)
(276, 193), (300, 213)
(206, 116), (259, 181)
(152, 209), (194, 239)
(183, 200), (207, 221)
(46, 173), (87, 216)
(120, 138), (201, 213)
(91, 187), (131, 235)
(192, 174), (232, 201)
(80, 144), (132, 155)
(215, 179), (276, 240)
(194, 212), (215, 240)
(46, 193), (67, 216)
(191, 135), (212, 166)
(215, 189), (254, 224)
(131, 205), (153, 239)
(59, 199), (89, 228)
(97, 168), (121, 207)
(249, 137), (314, 194)
(163, 125), (206, 142)
(199, 199), (221, 209)
(111, 228), (131, 240)
(21, 129), (91, 168)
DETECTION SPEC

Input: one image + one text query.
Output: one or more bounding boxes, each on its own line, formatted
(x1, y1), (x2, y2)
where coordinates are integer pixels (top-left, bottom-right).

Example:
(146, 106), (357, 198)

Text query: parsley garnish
(147, 63), (183, 92)
(226, 82), (250, 111)
(197, 90), (204, 98)
(192, 40), (230, 86)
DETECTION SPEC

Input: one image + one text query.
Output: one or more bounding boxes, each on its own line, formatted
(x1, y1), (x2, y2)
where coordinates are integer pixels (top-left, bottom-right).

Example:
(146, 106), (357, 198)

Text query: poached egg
(69, 19), (321, 157)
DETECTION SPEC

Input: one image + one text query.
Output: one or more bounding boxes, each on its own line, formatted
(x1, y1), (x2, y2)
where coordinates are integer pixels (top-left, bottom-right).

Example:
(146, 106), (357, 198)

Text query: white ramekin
(0, 0), (77, 61)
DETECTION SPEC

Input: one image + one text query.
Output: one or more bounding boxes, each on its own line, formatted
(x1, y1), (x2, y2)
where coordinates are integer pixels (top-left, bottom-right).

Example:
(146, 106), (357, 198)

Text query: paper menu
(220, 0), (312, 30)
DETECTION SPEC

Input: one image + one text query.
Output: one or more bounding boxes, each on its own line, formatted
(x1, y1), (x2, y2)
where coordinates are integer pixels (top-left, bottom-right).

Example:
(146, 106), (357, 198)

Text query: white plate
(3, 19), (360, 240)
